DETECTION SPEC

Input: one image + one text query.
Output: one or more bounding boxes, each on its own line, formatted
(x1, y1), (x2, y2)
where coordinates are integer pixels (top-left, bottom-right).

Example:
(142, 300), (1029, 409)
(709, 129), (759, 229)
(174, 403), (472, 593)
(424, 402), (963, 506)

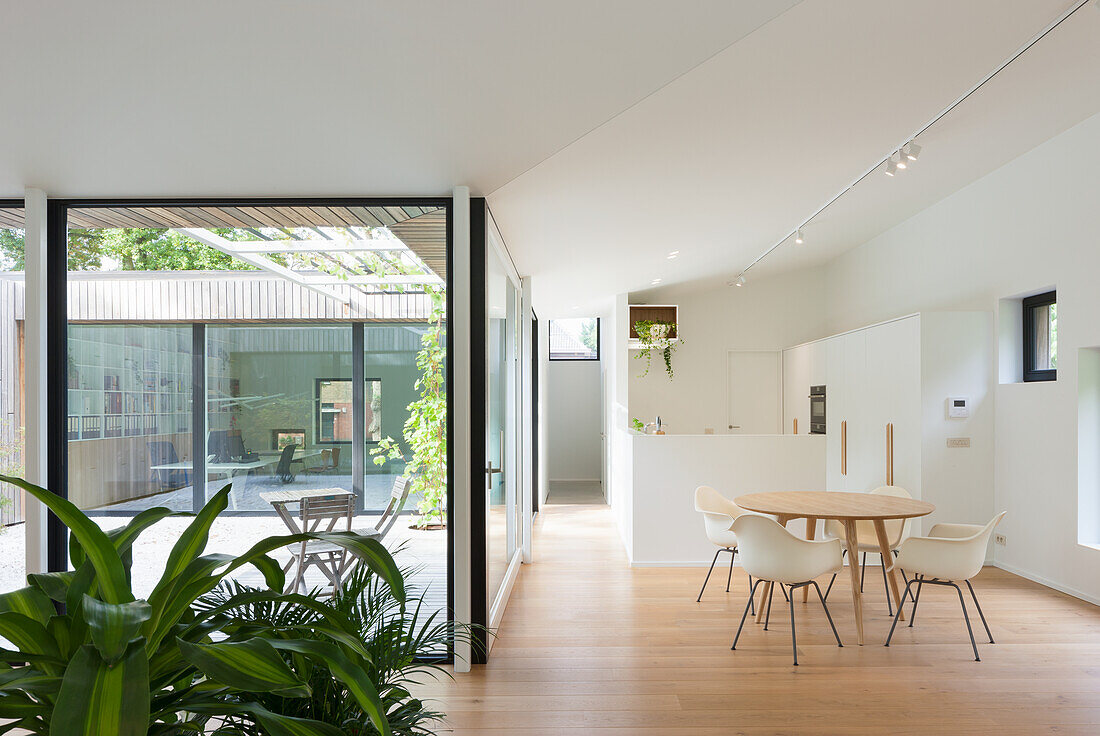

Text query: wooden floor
(425, 503), (1100, 735)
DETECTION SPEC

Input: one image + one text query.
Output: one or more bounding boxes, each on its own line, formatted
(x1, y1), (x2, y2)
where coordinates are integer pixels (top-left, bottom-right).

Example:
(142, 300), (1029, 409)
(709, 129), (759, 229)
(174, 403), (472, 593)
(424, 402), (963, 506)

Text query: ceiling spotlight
(895, 153), (907, 170)
(902, 141), (921, 161)
(795, 229), (804, 244)
(885, 158), (898, 176)
(735, 275), (746, 287)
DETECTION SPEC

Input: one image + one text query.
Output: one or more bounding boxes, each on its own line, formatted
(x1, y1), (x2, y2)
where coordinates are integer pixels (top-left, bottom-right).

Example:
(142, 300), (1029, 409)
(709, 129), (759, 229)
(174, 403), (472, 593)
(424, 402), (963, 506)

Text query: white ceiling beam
(173, 228), (353, 305)
(301, 274), (443, 286)
(219, 239), (410, 254)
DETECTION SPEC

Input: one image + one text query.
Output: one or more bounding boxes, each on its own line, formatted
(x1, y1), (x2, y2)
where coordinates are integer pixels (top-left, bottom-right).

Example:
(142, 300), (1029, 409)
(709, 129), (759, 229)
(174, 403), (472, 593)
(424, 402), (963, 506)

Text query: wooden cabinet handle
(793, 418), (798, 435)
(841, 420), (847, 476)
(886, 423), (894, 486)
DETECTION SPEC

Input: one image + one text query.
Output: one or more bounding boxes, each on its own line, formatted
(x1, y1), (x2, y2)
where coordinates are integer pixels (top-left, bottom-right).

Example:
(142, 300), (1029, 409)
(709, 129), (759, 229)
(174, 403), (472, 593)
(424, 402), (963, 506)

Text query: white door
(727, 351), (781, 434)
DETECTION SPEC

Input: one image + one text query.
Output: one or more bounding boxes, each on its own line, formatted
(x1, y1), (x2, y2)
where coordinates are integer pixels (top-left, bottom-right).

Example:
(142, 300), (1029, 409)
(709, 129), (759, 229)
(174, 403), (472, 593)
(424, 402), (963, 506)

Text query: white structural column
(451, 186), (472, 672)
(520, 276), (534, 563)
(22, 189), (48, 574)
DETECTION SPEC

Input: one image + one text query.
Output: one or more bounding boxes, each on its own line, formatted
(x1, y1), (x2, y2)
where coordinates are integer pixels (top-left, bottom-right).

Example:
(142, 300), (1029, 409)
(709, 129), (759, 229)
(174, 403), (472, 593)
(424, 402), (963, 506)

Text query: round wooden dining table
(734, 491), (935, 645)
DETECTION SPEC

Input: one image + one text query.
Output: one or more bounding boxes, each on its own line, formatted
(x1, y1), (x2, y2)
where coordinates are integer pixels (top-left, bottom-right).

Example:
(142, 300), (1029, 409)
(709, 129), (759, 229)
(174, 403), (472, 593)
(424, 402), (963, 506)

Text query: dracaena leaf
(0, 475), (131, 605)
(176, 638), (310, 698)
(51, 641), (150, 736)
(81, 595), (152, 665)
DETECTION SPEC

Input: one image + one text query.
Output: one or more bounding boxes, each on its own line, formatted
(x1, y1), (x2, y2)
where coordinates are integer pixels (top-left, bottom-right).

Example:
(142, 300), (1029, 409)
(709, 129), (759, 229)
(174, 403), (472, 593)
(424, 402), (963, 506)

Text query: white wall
(814, 111), (1100, 603)
(546, 348), (603, 482)
(629, 434), (825, 565)
(614, 110), (1100, 603)
(628, 269), (828, 435)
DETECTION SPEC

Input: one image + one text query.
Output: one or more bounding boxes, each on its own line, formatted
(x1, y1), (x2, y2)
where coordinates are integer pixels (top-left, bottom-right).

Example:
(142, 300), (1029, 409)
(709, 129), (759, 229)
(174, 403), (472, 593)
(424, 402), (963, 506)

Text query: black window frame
(548, 317), (601, 361)
(1023, 290), (1057, 383)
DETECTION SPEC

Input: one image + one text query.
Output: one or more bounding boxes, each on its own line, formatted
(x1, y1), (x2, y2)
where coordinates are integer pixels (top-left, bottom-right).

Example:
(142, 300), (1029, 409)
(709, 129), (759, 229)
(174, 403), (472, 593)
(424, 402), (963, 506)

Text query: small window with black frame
(1023, 290), (1057, 382)
(549, 318), (600, 361)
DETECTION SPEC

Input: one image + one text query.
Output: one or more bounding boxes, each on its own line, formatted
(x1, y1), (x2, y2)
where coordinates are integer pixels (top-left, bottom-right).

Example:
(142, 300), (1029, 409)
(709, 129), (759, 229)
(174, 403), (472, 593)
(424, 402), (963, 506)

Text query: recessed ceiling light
(667, 250), (679, 260)
(651, 278), (662, 285)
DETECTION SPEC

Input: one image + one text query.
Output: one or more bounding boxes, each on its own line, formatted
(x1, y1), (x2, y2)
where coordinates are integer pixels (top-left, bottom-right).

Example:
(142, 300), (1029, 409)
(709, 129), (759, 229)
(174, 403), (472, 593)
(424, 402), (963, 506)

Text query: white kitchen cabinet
(783, 313), (992, 531)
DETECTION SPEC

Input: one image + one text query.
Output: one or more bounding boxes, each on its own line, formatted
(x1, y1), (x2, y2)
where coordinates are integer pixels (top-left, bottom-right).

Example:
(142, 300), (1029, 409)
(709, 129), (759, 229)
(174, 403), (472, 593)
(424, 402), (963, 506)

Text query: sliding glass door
(486, 227), (523, 624)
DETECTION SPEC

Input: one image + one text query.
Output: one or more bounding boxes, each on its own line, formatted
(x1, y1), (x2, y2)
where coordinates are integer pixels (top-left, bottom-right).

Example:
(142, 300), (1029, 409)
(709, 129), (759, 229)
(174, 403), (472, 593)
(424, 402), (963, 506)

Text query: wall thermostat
(946, 397), (970, 419)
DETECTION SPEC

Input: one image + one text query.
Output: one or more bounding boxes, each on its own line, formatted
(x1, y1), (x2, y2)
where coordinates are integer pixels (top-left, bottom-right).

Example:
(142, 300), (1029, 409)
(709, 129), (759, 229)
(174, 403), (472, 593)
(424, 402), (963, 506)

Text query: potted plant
(0, 475), (404, 736)
(633, 319), (679, 379)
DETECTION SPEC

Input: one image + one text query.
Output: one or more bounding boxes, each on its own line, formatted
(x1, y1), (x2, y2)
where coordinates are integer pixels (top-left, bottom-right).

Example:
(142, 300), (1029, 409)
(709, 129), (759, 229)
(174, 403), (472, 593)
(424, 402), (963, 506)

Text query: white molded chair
(730, 514), (844, 665)
(694, 486), (775, 609)
(823, 485), (914, 615)
(884, 511), (1006, 661)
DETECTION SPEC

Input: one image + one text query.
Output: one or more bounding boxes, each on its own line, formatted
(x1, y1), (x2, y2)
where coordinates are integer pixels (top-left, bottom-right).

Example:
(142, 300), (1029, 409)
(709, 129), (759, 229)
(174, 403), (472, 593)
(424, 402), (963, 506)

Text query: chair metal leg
(788, 585), (798, 666)
(732, 579), (762, 650)
(780, 583), (789, 602)
(823, 548), (846, 601)
(952, 582), (981, 661)
(697, 549), (723, 602)
(860, 551), (867, 592)
(894, 550), (915, 603)
(811, 580), (843, 648)
(884, 578), (918, 647)
(908, 575), (924, 627)
(880, 554), (893, 616)
(726, 548), (736, 592)
(747, 574), (755, 616)
(965, 579), (995, 644)
(764, 581), (775, 630)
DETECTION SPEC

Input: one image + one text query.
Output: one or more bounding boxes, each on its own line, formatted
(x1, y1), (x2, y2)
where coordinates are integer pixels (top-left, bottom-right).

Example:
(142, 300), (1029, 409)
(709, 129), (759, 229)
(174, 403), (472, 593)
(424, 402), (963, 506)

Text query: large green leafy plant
(372, 288), (447, 528)
(199, 559), (477, 735)
(0, 476), (405, 736)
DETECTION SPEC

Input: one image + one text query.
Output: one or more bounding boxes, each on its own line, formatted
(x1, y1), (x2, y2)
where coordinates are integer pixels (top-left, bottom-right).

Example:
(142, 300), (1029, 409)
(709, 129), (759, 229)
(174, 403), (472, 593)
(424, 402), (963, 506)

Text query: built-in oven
(809, 385), (826, 435)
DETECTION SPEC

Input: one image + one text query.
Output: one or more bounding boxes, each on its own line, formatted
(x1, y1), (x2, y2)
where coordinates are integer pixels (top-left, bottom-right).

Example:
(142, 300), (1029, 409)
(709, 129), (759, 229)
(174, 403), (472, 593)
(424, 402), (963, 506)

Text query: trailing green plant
(630, 418), (645, 432)
(198, 557), (481, 735)
(0, 475), (405, 736)
(633, 319), (679, 379)
(372, 288), (447, 528)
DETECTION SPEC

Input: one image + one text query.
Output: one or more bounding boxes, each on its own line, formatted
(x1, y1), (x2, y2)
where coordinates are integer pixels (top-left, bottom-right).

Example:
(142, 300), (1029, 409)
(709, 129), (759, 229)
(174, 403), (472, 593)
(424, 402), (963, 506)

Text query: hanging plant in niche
(633, 319), (679, 379)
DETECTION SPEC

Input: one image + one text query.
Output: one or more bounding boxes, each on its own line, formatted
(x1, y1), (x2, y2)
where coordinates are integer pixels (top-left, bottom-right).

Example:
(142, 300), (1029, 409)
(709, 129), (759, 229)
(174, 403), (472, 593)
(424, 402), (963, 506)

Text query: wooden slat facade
(63, 272), (434, 323)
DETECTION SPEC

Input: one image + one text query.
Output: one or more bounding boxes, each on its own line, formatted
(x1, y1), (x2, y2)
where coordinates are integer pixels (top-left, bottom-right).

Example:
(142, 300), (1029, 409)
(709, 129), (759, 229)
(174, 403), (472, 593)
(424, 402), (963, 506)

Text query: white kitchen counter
(611, 429), (825, 566)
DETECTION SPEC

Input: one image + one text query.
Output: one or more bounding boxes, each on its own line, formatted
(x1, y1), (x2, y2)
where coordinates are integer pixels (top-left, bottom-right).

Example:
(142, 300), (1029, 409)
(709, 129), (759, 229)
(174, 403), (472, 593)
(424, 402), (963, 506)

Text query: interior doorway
(726, 350), (781, 434)
(545, 318), (604, 505)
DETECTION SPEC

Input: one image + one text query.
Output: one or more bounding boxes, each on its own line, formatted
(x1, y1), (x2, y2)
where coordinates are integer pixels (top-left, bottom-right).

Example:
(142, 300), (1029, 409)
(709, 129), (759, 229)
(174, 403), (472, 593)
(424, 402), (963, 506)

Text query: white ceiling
(489, 0), (1096, 314)
(3, 1), (1097, 317)
(0, 0), (795, 197)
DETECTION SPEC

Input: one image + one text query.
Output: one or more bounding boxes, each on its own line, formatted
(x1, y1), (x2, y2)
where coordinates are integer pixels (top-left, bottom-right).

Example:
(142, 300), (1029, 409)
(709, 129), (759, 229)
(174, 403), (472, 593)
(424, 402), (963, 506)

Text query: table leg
(755, 514), (788, 623)
(873, 519), (906, 622)
(842, 520), (865, 645)
(803, 516), (817, 602)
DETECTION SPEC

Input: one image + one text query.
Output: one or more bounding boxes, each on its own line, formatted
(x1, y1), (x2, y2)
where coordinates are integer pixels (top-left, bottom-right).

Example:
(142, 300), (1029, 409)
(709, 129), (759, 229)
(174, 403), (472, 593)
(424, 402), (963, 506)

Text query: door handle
(728, 425), (741, 429)
(487, 430), (504, 489)
(841, 420), (847, 476)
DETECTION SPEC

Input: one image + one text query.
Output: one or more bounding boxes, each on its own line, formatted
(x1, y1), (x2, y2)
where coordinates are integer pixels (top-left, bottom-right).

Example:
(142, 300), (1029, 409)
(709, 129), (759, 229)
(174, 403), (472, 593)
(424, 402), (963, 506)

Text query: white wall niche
(1077, 347), (1100, 550)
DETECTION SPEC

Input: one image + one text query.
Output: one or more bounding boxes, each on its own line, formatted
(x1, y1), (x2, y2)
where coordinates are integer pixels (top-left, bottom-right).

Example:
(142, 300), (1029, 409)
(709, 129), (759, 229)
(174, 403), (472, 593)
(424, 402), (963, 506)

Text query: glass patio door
(486, 237), (522, 623)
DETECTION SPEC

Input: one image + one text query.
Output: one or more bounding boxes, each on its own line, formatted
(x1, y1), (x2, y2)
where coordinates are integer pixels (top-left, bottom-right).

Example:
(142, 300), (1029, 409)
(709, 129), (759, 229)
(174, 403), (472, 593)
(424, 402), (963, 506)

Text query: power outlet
(994, 533), (1007, 546)
(947, 437), (971, 448)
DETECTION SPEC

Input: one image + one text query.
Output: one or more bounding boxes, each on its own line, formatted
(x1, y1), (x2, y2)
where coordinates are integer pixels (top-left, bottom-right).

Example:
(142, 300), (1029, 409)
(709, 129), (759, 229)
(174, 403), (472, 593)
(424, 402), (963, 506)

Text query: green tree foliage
(579, 318), (598, 353)
(1, 227), (262, 272)
(371, 288), (447, 528)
